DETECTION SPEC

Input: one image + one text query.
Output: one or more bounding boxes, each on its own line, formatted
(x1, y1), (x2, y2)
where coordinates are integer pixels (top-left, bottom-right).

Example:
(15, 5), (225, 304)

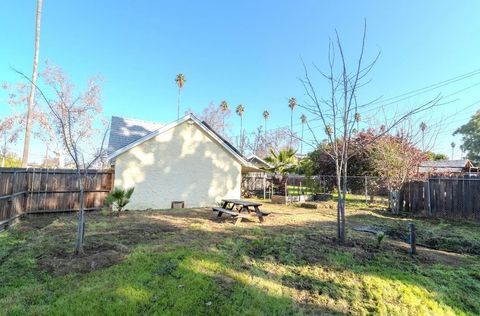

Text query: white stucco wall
(113, 121), (242, 209)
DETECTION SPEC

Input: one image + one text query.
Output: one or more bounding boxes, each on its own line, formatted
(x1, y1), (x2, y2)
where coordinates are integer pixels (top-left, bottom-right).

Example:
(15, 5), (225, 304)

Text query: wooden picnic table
(213, 199), (270, 224)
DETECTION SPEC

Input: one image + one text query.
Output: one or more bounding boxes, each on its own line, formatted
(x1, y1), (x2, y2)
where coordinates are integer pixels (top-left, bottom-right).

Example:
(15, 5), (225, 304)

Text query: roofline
(107, 114), (256, 168)
(246, 154), (271, 168)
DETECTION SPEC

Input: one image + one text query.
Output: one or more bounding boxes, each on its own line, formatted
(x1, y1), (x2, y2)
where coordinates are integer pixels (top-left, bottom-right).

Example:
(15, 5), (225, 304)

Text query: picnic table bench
(213, 199), (270, 224)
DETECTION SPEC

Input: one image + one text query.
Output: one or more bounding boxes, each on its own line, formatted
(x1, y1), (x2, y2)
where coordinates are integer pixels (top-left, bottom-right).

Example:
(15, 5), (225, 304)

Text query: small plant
(104, 187), (134, 216)
(376, 231), (385, 248)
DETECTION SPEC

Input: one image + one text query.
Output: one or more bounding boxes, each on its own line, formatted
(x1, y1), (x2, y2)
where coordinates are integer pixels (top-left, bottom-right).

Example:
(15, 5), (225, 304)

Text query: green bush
(104, 187), (134, 216)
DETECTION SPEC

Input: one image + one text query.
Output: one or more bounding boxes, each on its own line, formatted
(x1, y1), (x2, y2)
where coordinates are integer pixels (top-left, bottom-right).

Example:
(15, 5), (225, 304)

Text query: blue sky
(1, 1), (480, 162)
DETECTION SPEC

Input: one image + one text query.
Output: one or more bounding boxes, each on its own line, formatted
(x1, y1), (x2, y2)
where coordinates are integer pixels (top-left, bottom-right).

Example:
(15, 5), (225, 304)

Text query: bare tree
(246, 126), (298, 158)
(300, 21), (440, 243)
(32, 62), (103, 168)
(14, 68), (107, 255)
(198, 102), (230, 135)
(22, 0), (43, 167)
(0, 115), (23, 167)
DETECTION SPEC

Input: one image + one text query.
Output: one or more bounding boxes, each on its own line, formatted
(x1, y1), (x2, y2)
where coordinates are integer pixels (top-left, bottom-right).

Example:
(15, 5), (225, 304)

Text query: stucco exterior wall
(113, 121), (242, 209)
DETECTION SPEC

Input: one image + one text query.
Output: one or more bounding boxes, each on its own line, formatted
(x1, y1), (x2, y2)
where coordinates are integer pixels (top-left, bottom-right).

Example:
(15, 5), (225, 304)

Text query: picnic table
(212, 199), (270, 224)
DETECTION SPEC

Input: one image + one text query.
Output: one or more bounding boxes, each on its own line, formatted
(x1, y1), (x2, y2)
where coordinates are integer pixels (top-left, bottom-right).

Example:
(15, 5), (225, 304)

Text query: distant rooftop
(418, 159), (474, 173)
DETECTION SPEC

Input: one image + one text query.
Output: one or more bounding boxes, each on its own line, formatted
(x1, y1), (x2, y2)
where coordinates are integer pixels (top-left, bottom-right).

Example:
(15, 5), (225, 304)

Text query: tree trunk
(240, 117), (243, 154)
(290, 110), (293, 147)
(336, 170), (342, 241)
(340, 160), (348, 243)
(22, 0), (43, 167)
(75, 173), (85, 255)
(177, 88), (181, 119)
(301, 124), (304, 154)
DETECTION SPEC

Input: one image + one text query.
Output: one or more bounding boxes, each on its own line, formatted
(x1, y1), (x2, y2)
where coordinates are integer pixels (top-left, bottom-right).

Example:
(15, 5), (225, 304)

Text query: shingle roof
(107, 116), (163, 154)
(418, 159), (472, 173)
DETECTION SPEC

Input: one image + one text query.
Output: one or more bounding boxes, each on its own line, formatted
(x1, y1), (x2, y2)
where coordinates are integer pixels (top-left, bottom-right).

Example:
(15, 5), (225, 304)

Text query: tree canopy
(453, 110), (480, 163)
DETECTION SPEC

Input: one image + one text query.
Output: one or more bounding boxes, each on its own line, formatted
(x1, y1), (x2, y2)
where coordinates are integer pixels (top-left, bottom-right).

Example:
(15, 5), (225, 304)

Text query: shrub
(104, 187), (134, 216)
(376, 231), (385, 248)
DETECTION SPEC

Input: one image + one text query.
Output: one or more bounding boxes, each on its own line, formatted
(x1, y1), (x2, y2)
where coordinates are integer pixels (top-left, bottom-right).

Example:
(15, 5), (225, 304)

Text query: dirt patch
(40, 248), (126, 276)
(38, 236), (131, 277)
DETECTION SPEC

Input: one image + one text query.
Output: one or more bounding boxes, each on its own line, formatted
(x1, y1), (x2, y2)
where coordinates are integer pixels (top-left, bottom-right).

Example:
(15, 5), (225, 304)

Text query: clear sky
(1, 1), (480, 162)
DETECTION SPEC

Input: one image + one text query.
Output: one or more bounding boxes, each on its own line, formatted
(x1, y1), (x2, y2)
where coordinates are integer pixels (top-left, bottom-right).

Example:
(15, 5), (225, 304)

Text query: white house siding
(113, 121), (242, 209)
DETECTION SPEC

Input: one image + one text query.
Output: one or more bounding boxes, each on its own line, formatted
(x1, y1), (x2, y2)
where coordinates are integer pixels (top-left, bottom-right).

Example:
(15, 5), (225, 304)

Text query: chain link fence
(242, 173), (391, 204)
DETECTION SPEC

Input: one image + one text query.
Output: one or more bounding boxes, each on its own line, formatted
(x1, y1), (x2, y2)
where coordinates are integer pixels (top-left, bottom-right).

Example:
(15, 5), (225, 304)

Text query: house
(107, 114), (260, 209)
(418, 159), (476, 174)
(246, 154), (271, 170)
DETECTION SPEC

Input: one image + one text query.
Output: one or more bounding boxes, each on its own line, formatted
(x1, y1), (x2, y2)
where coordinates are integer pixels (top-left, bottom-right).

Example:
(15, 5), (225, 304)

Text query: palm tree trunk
(177, 88), (181, 119)
(22, 0), (43, 167)
(422, 130), (425, 151)
(301, 123), (304, 155)
(240, 117), (243, 154)
(264, 119), (267, 152)
(290, 110), (293, 147)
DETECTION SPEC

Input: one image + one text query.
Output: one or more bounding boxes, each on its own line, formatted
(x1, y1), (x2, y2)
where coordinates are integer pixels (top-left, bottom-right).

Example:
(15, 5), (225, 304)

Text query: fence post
(409, 222), (417, 255)
(426, 178), (431, 216)
(263, 173), (266, 200)
(364, 175), (368, 204)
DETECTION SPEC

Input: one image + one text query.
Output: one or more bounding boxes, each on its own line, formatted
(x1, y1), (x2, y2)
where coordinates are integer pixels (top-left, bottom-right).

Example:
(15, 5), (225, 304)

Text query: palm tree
(219, 100), (229, 135)
(420, 122), (427, 151)
(451, 142), (456, 160)
(300, 114), (307, 154)
(22, 0), (43, 167)
(354, 112), (361, 132)
(263, 110), (269, 149)
(263, 148), (298, 196)
(105, 187), (135, 216)
(175, 73), (186, 119)
(288, 97), (297, 146)
(236, 104), (245, 152)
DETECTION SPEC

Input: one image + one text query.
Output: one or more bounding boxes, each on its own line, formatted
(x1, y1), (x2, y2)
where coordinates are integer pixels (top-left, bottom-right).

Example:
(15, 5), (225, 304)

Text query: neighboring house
(418, 159), (476, 174)
(246, 155), (271, 170)
(107, 114), (260, 209)
(243, 155), (271, 196)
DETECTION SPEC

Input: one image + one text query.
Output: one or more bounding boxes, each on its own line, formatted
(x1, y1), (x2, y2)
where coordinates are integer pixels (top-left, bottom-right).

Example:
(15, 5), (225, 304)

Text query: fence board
(401, 176), (480, 220)
(0, 168), (114, 227)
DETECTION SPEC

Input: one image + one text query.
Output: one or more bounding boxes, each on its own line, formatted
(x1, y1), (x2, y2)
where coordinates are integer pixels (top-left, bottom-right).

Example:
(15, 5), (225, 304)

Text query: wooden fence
(0, 168), (114, 227)
(400, 177), (480, 220)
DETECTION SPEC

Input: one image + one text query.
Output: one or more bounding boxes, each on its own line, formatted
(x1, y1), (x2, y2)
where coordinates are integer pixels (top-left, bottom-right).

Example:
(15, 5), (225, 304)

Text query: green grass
(1, 203), (479, 315)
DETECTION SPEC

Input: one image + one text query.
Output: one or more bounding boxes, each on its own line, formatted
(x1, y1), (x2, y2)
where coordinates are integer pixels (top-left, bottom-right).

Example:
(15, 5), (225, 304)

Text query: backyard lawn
(1, 199), (480, 315)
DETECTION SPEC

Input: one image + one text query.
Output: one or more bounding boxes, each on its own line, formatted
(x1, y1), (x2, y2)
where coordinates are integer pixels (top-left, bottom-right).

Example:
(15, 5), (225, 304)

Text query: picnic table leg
(217, 211), (223, 218)
(222, 201), (229, 209)
(254, 206), (264, 223)
(235, 216), (243, 225)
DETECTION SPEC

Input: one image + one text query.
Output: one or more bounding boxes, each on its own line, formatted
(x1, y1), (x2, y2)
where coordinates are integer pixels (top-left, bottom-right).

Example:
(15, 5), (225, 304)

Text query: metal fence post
(409, 222), (417, 255)
(364, 175), (368, 204)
